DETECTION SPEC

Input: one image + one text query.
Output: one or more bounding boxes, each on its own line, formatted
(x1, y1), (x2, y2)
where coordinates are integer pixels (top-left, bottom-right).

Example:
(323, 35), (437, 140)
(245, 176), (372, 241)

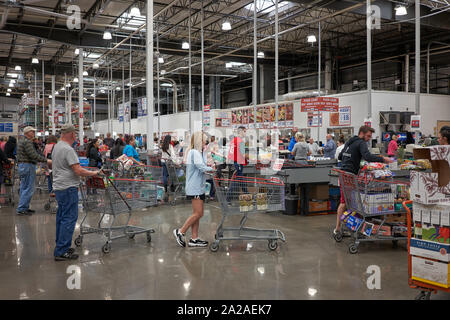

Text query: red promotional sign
(301, 97), (339, 112)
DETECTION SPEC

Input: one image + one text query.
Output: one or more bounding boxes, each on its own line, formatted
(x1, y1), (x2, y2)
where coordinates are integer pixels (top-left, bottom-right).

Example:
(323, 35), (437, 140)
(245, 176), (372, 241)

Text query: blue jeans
(54, 187), (79, 257)
(162, 163), (169, 191)
(226, 162), (248, 201)
(17, 163), (36, 213)
(47, 174), (53, 193)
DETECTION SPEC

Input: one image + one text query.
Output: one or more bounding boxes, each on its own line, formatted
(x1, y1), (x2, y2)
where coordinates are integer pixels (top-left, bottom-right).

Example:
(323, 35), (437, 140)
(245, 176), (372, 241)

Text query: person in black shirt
(4, 136), (17, 160)
(87, 138), (102, 168)
(110, 138), (125, 159)
(334, 126), (392, 235)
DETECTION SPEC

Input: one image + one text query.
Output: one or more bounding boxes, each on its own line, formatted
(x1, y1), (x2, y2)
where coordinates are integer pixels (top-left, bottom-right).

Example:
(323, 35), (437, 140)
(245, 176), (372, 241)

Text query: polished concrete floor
(1, 193), (449, 300)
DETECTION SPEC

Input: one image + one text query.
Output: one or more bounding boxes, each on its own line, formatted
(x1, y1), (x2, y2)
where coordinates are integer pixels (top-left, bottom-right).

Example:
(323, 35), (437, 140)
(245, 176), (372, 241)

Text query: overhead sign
(301, 97), (339, 112)
(329, 106), (351, 126)
(307, 112), (322, 127)
(411, 115), (421, 130)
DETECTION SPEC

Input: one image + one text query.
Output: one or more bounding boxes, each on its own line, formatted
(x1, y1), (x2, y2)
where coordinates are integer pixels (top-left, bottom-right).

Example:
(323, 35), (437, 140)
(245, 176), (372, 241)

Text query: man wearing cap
(16, 126), (52, 215)
(52, 124), (101, 261)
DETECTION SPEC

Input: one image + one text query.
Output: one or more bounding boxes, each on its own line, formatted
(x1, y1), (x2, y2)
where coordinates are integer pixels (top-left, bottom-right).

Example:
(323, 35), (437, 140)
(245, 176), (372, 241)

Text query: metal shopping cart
(333, 168), (410, 254)
(75, 175), (155, 253)
(1, 162), (16, 206)
(166, 160), (186, 205)
(402, 200), (450, 300)
(35, 163), (50, 194)
(210, 175), (286, 252)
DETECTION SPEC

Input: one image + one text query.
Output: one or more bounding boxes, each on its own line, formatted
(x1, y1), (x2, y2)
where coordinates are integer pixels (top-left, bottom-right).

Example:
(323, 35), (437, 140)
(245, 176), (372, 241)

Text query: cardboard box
(411, 256), (450, 288)
(410, 238), (450, 262)
(411, 146), (450, 204)
(309, 200), (328, 212)
(362, 192), (395, 215)
(309, 184), (329, 200)
(422, 224), (450, 244)
(346, 214), (364, 231)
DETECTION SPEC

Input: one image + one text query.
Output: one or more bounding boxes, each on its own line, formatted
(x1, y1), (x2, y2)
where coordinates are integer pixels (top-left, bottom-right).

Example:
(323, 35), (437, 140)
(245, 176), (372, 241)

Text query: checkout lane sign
(410, 115), (421, 130)
(301, 97), (339, 112)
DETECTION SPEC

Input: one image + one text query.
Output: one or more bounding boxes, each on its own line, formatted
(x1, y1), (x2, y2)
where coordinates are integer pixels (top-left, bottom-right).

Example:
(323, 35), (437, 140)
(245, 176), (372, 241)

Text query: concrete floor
(0, 194), (449, 300)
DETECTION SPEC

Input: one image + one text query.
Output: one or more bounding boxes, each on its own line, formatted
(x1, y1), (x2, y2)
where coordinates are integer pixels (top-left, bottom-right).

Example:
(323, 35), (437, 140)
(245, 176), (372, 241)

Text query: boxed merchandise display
(411, 256), (450, 288)
(309, 200), (328, 212)
(239, 194), (253, 212)
(410, 238), (450, 262)
(309, 184), (329, 200)
(362, 192), (395, 215)
(410, 146), (450, 204)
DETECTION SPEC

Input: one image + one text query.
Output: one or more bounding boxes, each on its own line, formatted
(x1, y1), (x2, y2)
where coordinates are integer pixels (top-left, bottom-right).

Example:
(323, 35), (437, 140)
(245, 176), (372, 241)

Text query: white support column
(42, 60), (45, 132)
(79, 48), (84, 145)
(122, 53), (125, 135)
(253, 0), (257, 128)
(366, 0), (372, 119)
(188, 0), (192, 134)
(107, 63), (111, 133)
(51, 75), (55, 135)
(146, 0), (154, 150)
(129, 38), (132, 135)
(34, 70), (37, 128)
(415, 0), (421, 144)
(275, 0), (279, 129)
(94, 77), (96, 134)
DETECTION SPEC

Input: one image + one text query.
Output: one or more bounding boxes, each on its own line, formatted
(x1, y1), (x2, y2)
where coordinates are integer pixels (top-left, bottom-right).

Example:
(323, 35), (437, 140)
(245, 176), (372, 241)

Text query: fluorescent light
(225, 62), (232, 68)
(257, 51), (265, 58)
(6, 93), (10, 96)
(7, 88), (11, 92)
(100, 89), (105, 93)
(45, 131), (49, 136)
(7, 73), (18, 78)
(55, 91), (59, 95)
(15, 65), (21, 71)
(49, 95), (52, 99)
(75, 48), (80, 55)
(130, 6), (140, 16)
(91, 94), (95, 97)
(116, 86), (121, 90)
(73, 77), (79, 83)
(307, 35), (317, 43)
(141, 77), (145, 81)
(83, 71), (88, 76)
(103, 30), (112, 40)
(66, 83), (71, 87)
(9, 79), (16, 84)
(95, 132), (100, 137)
(395, 5), (407, 16)
(8, 83), (14, 87)
(182, 42), (189, 49)
(222, 21), (232, 31)
(161, 83), (172, 87)
(93, 63), (99, 69)
(308, 288), (317, 296)
(32, 58), (39, 64)
(160, 70), (166, 75)
(158, 57), (164, 63)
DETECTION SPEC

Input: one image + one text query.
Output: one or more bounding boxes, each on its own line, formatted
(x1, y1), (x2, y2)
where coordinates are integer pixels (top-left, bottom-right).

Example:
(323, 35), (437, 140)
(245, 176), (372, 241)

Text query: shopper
(110, 138), (125, 159)
(226, 126), (248, 199)
(123, 135), (142, 164)
(161, 134), (181, 194)
(205, 136), (219, 199)
(287, 128), (298, 159)
(52, 124), (101, 261)
(0, 146), (12, 204)
(4, 136), (17, 160)
(323, 134), (337, 158)
(0, 136), (6, 151)
(438, 126), (450, 145)
(308, 138), (321, 156)
(87, 138), (103, 168)
(334, 126), (392, 235)
(43, 135), (57, 195)
(335, 136), (346, 161)
(290, 132), (310, 165)
(103, 132), (114, 149)
(387, 134), (398, 157)
(16, 126), (52, 216)
(173, 132), (214, 248)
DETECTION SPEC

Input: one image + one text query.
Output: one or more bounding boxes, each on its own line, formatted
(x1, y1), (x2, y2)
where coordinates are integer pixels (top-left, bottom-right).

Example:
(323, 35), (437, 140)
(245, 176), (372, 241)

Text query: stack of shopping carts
(1, 162), (16, 206)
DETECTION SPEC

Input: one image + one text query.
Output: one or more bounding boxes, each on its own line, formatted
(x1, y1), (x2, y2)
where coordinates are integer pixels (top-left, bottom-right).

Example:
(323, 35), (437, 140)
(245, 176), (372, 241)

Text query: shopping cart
(35, 163), (50, 194)
(333, 168), (410, 254)
(165, 160), (186, 205)
(1, 162), (16, 206)
(112, 178), (159, 209)
(210, 175), (286, 252)
(75, 174), (155, 253)
(403, 200), (450, 300)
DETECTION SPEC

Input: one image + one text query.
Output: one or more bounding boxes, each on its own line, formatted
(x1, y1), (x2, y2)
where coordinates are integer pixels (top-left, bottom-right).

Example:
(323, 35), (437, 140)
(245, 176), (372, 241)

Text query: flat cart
(75, 175), (155, 254)
(210, 175), (286, 252)
(165, 160), (186, 205)
(403, 200), (450, 300)
(1, 162), (16, 206)
(333, 168), (410, 254)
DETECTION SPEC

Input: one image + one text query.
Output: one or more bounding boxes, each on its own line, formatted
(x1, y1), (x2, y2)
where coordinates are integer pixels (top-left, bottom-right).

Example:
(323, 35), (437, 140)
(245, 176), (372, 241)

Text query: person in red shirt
(227, 126), (247, 199)
(387, 134), (398, 157)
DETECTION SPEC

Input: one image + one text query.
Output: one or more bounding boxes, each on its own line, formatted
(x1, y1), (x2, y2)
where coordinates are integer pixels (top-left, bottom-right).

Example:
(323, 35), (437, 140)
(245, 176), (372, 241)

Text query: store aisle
(0, 197), (448, 300)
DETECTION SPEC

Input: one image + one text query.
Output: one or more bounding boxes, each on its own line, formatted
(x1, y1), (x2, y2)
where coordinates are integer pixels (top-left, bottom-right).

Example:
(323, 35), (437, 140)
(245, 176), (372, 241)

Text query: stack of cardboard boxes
(410, 146), (450, 288)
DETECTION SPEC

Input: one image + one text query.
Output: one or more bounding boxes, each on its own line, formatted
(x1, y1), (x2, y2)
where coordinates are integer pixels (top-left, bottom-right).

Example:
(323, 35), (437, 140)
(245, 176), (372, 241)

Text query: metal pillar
(79, 48), (84, 145)
(415, 0), (420, 144)
(122, 53), (125, 135)
(157, 23), (161, 138)
(188, 0), (192, 133)
(65, 73), (68, 124)
(146, 0), (154, 150)
(201, 2), (205, 131)
(93, 77), (96, 133)
(253, 0), (257, 124)
(42, 60), (44, 132)
(51, 75), (55, 135)
(275, 0), (279, 128)
(34, 70), (37, 128)
(129, 38), (132, 135)
(405, 54), (409, 92)
(107, 60), (111, 133)
(317, 20), (321, 143)
(366, 0), (372, 119)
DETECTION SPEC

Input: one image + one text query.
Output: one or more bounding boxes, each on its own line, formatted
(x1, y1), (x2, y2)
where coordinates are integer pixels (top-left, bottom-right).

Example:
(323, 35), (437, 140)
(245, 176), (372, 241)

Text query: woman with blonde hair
(173, 132), (214, 247)
(291, 132), (310, 165)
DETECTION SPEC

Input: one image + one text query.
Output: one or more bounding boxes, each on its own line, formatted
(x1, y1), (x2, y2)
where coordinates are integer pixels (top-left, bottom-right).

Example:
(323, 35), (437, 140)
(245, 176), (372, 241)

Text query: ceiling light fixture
(100, 89), (105, 93)
(103, 30), (112, 40)
(222, 21), (232, 31)
(74, 48), (79, 55)
(93, 63), (99, 69)
(49, 95), (52, 99)
(55, 91), (59, 95)
(8, 83), (14, 87)
(225, 62), (232, 68)
(307, 35), (317, 43)
(395, 5), (407, 16)
(116, 86), (121, 91)
(257, 51), (265, 58)
(6, 92), (10, 96)
(66, 83), (71, 87)
(15, 65), (21, 71)
(158, 57), (164, 63)
(7, 73), (18, 78)
(9, 79), (16, 84)
(73, 77), (79, 83)
(83, 71), (88, 76)
(130, 6), (140, 16)
(182, 41), (190, 50)
(7, 88), (11, 92)
(160, 70), (166, 75)
(32, 58), (39, 64)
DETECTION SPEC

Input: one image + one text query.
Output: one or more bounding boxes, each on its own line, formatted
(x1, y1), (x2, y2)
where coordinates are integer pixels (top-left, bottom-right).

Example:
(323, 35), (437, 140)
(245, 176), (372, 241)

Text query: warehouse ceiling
(1, 0), (450, 97)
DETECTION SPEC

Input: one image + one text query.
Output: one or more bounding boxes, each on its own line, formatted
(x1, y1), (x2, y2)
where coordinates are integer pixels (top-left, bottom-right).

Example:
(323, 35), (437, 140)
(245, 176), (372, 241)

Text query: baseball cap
(23, 126), (36, 134)
(60, 123), (77, 134)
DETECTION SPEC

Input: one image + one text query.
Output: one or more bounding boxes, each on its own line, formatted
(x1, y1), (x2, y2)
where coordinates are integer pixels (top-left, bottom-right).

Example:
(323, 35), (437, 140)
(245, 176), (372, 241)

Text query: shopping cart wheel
(170, 200), (176, 206)
(102, 243), (111, 254)
(209, 242), (219, 252)
(74, 236), (83, 247)
(415, 291), (431, 300)
(268, 240), (278, 251)
(333, 231), (343, 243)
(44, 203), (51, 211)
(146, 232), (152, 242)
(348, 243), (358, 254)
(128, 234), (135, 240)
